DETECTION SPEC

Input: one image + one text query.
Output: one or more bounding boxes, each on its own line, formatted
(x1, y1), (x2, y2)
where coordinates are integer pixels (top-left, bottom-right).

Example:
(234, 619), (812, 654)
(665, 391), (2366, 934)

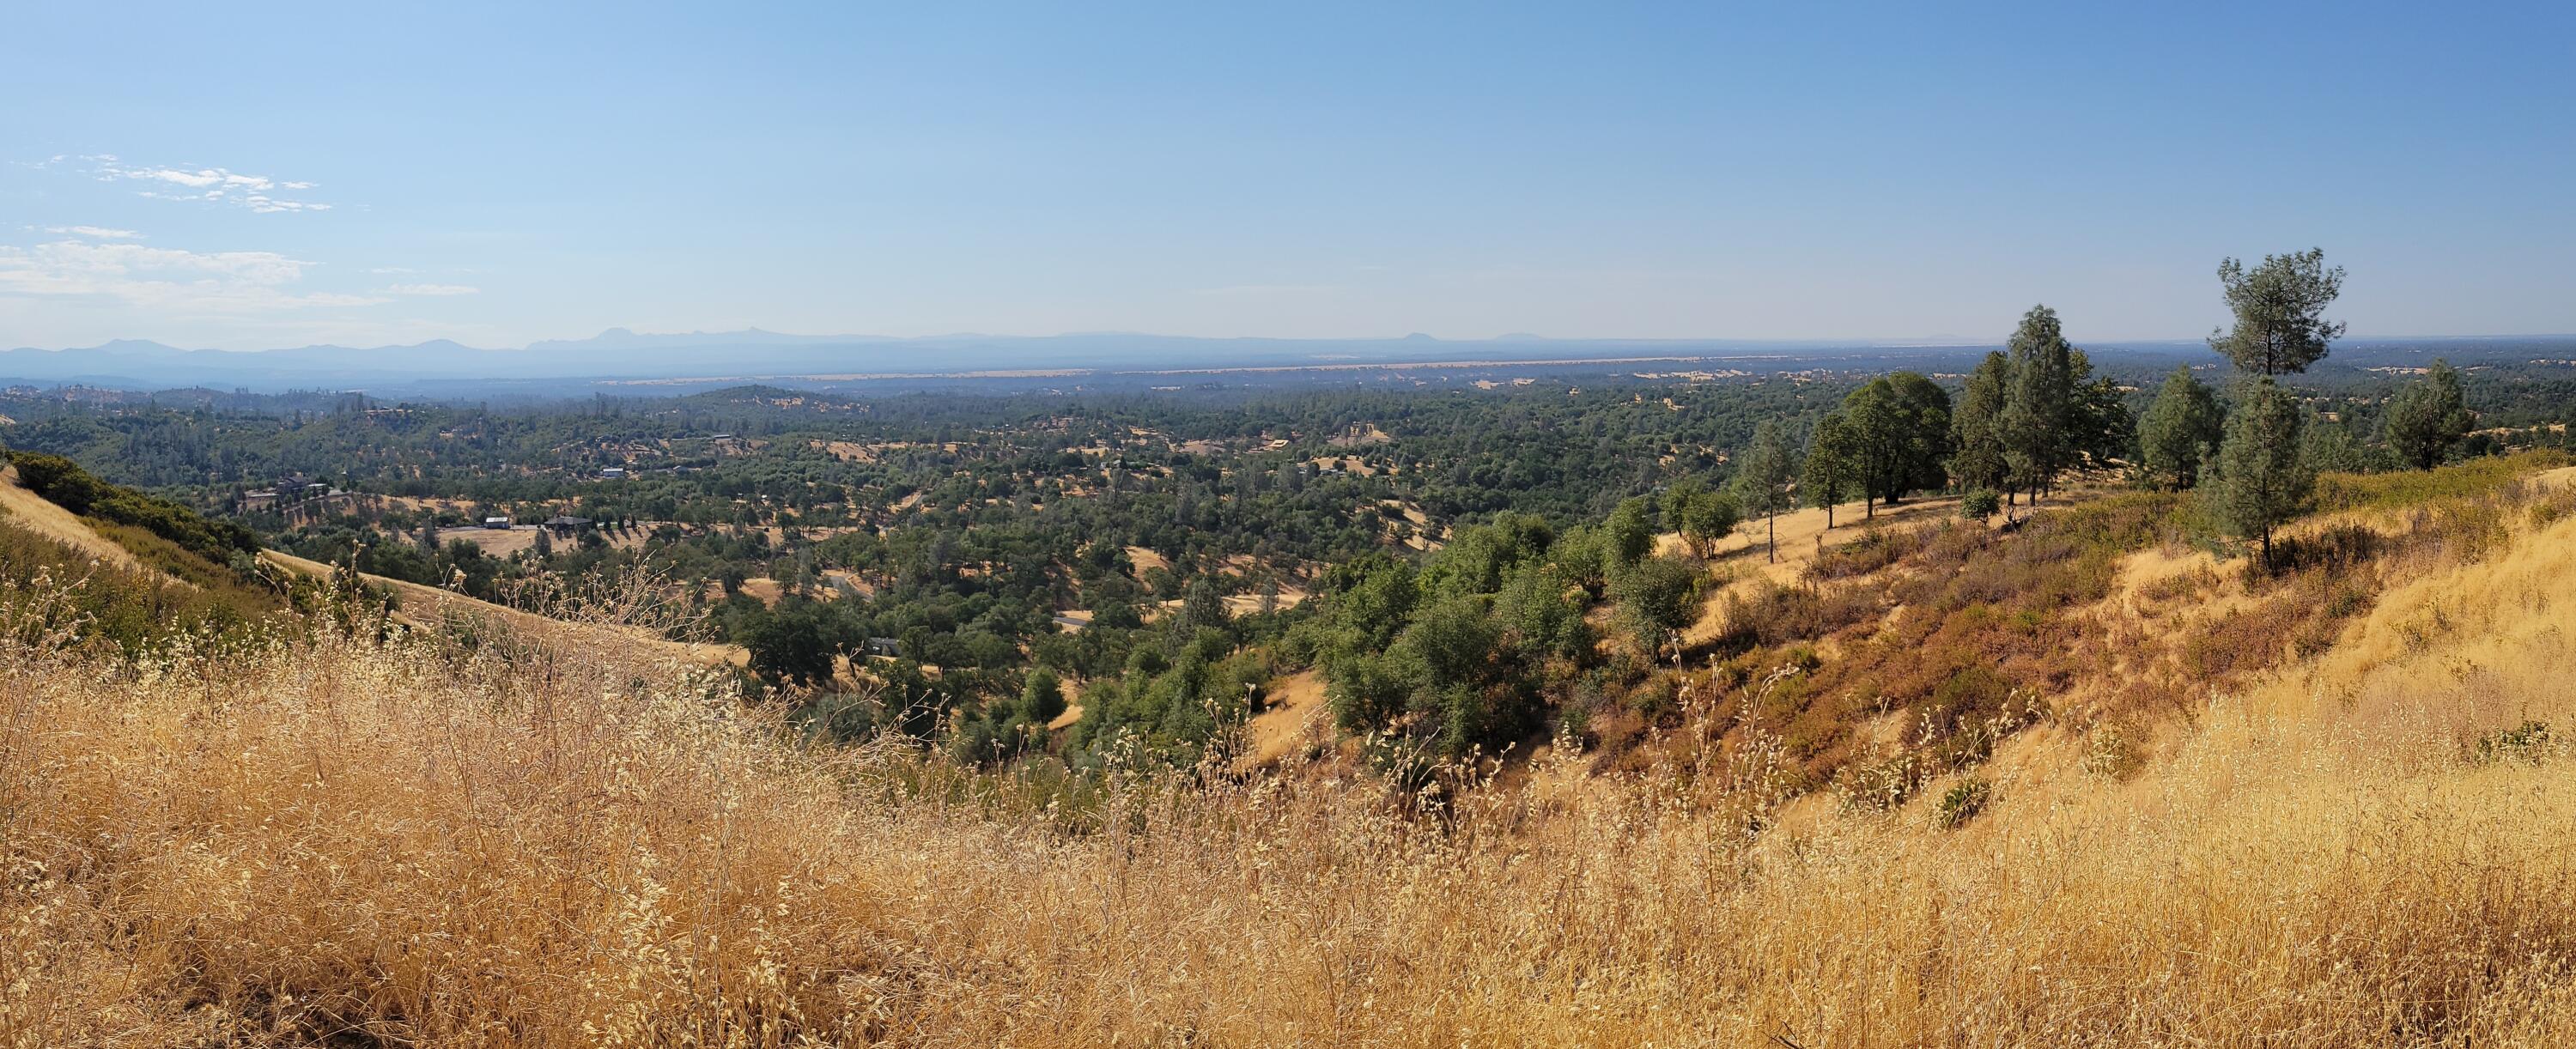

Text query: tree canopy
(2138, 366), (2224, 490)
(1842, 373), (1952, 516)
(1803, 410), (1862, 529)
(2384, 360), (2473, 471)
(2211, 248), (2346, 377)
(1731, 418), (1796, 562)
(2208, 378), (2313, 567)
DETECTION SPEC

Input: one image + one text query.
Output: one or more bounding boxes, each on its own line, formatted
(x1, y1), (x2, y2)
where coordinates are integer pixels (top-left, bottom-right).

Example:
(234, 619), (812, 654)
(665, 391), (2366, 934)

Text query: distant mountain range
(0, 330), (1932, 392)
(1, 329), (2561, 396)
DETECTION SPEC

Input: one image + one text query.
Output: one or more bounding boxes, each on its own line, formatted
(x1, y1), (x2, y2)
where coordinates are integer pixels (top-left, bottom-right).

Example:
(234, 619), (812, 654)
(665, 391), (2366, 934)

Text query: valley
(5, 323), (2576, 1042)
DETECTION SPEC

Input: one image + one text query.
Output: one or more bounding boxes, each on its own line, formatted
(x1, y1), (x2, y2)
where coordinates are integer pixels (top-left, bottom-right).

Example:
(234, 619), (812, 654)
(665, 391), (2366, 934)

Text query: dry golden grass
(0, 465), (153, 575)
(8, 484), (2576, 1046)
(259, 549), (745, 670)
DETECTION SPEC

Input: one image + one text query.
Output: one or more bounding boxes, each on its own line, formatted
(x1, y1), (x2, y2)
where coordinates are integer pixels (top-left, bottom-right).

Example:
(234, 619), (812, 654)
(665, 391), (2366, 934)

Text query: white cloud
(88, 157), (331, 213)
(381, 282), (479, 296)
(0, 237), (386, 313)
(43, 226), (143, 240)
(149, 169), (226, 188)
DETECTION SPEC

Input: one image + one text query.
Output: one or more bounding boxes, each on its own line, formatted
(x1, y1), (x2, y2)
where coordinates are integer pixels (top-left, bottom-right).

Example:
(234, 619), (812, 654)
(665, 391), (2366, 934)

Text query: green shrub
(1935, 777), (1991, 828)
(1959, 489), (2001, 520)
(1552, 701), (1591, 751)
(2312, 449), (2571, 512)
(2475, 721), (2553, 765)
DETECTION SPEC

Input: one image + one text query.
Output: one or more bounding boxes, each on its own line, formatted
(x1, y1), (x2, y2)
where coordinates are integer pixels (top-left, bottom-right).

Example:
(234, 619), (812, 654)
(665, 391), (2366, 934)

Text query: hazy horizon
(15, 326), (2576, 358)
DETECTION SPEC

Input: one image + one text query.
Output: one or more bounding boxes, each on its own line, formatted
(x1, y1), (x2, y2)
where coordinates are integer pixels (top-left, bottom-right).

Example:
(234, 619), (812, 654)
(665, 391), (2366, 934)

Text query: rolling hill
(4, 456), (2576, 1045)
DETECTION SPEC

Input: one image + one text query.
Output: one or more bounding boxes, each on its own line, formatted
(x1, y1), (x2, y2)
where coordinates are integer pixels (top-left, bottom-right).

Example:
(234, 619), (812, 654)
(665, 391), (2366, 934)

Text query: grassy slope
(3, 459), (740, 669)
(258, 548), (747, 669)
(0, 465), (290, 649)
(0, 464), (152, 573)
(5, 458), (2576, 1045)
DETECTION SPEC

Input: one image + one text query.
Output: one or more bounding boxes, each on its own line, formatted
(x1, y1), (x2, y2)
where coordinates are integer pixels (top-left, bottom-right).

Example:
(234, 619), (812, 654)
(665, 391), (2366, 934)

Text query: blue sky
(3, 1), (2569, 350)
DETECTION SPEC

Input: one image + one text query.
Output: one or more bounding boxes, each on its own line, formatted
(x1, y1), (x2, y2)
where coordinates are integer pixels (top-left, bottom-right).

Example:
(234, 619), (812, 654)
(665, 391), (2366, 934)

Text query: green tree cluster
(2384, 359), (2473, 471)
(1841, 373), (1953, 517)
(2137, 366), (2224, 490)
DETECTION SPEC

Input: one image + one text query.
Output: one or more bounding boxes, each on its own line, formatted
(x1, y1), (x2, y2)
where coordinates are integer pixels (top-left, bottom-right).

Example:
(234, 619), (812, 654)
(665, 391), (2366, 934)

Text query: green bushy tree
(2384, 359), (2472, 471)
(1804, 409), (1862, 529)
(2138, 366), (2224, 490)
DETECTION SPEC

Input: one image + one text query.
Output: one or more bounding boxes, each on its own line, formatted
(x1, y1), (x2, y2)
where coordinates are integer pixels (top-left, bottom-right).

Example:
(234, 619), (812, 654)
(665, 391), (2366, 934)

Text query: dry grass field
(7, 460), (2576, 1046)
(435, 524), (542, 558)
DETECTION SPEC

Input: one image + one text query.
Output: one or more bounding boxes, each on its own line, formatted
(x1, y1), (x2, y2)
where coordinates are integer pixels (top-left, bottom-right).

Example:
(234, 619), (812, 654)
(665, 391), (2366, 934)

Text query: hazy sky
(4, 1), (2570, 350)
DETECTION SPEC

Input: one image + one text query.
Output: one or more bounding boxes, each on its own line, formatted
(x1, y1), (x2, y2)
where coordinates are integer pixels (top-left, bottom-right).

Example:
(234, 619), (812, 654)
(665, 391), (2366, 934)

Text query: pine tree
(2211, 248), (2345, 377)
(2065, 349), (2136, 469)
(1948, 351), (2012, 497)
(1803, 410), (1861, 530)
(1731, 418), (1796, 564)
(2138, 366), (2224, 489)
(1999, 306), (2076, 500)
(2210, 379), (2313, 567)
(2384, 359), (2473, 471)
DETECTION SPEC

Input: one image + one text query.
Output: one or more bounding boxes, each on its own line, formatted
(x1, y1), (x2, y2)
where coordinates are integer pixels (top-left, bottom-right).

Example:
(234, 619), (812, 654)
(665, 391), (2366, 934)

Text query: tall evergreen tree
(1731, 418), (1796, 564)
(2384, 359), (2473, 471)
(1949, 351), (2012, 496)
(2211, 248), (2346, 376)
(1018, 667), (1067, 727)
(1803, 410), (1862, 530)
(2137, 366), (2225, 490)
(2209, 379), (2313, 567)
(1998, 306), (2076, 500)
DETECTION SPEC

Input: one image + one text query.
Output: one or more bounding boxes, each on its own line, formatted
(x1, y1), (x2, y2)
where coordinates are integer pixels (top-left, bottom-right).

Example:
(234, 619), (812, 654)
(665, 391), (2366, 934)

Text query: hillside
(0, 458), (744, 670)
(5, 454), (2576, 1044)
(0, 464), (155, 573)
(257, 549), (747, 670)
